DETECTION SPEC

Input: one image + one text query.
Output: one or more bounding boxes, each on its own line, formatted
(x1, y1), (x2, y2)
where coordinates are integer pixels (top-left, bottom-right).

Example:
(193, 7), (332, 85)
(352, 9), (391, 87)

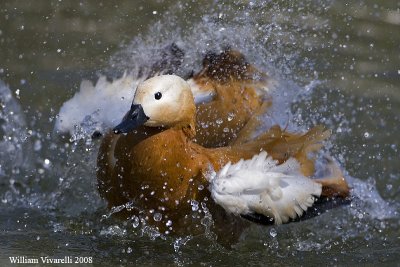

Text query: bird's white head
(114, 75), (196, 134)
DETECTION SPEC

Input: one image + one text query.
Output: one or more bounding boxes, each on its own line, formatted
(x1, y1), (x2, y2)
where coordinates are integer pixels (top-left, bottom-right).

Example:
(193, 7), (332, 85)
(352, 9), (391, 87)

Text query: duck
(96, 74), (350, 240)
(210, 151), (349, 225)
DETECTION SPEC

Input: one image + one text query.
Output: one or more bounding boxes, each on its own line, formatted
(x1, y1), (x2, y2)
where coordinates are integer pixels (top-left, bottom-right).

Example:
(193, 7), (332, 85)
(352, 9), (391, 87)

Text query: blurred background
(0, 0), (399, 265)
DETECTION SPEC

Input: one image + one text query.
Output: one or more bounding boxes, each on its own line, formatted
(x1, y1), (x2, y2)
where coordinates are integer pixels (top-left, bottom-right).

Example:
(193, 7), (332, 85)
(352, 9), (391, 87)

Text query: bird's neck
(172, 120), (196, 139)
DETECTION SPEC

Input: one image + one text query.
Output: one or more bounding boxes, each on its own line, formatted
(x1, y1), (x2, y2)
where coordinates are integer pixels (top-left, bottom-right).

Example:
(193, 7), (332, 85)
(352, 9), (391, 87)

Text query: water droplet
(227, 112), (235, 121)
(200, 122), (209, 129)
(269, 228), (277, 238)
(153, 212), (162, 222)
(126, 247), (132, 254)
(191, 200), (199, 211)
(166, 220), (172, 227)
(216, 118), (223, 125)
(34, 140), (42, 151)
(44, 159), (50, 166)
(57, 49), (61, 53)
(132, 216), (139, 228)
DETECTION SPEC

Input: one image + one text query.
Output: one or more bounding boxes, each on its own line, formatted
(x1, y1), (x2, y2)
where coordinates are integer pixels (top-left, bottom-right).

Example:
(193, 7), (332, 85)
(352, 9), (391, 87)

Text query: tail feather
(315, 156), (350, 198)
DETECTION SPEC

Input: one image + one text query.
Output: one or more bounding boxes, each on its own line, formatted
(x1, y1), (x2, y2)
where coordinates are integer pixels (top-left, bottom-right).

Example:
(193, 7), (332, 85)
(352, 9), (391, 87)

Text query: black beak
(113, 104), (149, 134)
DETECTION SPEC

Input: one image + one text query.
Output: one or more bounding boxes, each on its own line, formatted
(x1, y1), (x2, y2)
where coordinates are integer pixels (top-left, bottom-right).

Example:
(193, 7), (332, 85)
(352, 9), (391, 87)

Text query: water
(1, 0), (399, 266)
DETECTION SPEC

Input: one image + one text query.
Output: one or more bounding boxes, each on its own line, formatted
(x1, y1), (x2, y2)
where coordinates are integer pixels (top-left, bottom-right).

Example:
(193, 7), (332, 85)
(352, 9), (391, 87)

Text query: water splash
(0, 80), (29, 177)
(0, 80), (35, 207)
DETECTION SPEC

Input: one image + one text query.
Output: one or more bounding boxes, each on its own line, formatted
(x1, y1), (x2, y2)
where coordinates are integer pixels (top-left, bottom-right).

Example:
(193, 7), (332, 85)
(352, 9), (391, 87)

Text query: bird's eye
(154, 92), (162, 100)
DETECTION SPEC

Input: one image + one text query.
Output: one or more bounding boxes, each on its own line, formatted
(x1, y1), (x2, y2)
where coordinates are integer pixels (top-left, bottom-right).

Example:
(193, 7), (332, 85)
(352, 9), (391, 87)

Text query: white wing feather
(209, 151), (322, 224)
(55, 72), (141, 136)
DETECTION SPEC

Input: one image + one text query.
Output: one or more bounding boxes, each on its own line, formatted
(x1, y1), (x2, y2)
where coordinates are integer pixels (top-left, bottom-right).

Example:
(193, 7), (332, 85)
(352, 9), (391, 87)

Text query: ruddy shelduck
(97, 74), (350, 240)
